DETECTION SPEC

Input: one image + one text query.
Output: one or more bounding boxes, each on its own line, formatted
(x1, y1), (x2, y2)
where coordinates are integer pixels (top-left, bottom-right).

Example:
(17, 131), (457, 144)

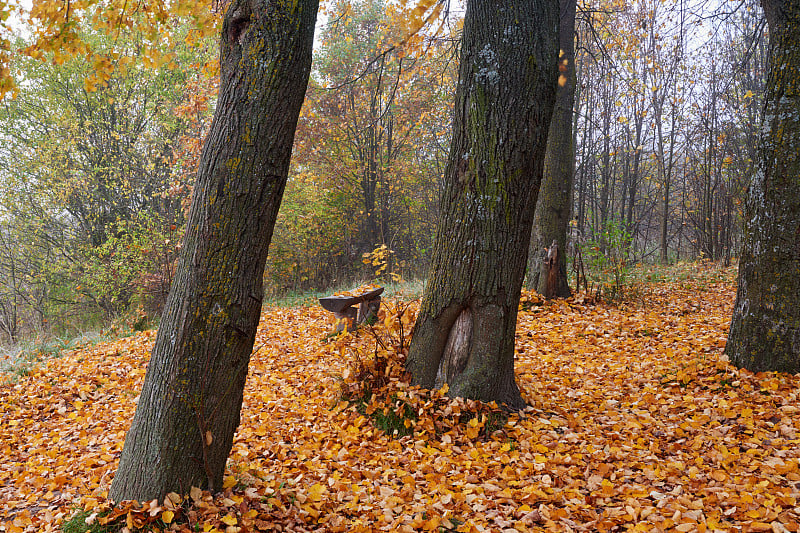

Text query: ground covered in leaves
(1, 266), (799, 532)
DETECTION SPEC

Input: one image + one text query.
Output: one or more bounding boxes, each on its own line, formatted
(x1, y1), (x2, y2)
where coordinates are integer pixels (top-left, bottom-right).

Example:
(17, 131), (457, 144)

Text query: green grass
(566, 259), (737, 303)
(371, 399), (417, 437)
(0, 331), (115, 380)
(61, 510), (116, 533)
(264, 278), (426, 308)
(353, 393), (417, 438)
(626, 260), (736, 285)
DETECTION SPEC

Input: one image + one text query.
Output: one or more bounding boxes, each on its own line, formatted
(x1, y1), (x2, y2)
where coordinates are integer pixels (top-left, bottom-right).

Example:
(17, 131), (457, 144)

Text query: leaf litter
(1, 270), (799, 532)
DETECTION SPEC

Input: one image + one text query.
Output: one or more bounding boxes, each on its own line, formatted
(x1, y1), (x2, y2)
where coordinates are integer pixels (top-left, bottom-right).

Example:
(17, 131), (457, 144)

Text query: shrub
(582, 218), (632, 301)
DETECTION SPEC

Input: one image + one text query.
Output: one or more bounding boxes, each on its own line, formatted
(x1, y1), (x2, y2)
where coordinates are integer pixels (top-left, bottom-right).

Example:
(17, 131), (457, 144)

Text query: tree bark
(406, 0), (558, 410)
(528, 0), (576, 298)
(726, 0), (800, 374)
(110, 0), (317, 502)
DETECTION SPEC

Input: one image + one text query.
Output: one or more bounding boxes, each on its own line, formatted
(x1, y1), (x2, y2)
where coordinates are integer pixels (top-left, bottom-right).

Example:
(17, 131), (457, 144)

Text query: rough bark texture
(406, 0), (558, 410)
(528, 0), (576, 299)
(726, 0), (800, 374)
(544, 241), (560, 298)
(110, 0), (317, 502)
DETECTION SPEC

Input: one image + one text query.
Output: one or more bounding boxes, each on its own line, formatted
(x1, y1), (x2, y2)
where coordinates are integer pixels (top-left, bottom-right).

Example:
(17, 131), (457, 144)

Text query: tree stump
(319, 286), (383, 332)
(543, 239), (559, 299)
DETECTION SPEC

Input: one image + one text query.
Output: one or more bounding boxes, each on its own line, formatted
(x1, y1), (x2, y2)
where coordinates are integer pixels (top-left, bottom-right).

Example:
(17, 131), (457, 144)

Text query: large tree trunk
(726, 0), (800, 374)
(406, 0), (558, 411)
(528, 0), (577, 299)
(110, 0), (317, 502)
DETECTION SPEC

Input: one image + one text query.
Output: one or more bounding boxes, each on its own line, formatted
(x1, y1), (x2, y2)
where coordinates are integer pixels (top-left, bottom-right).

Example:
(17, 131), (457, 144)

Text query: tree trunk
(110, 0), (317, 502)
(528, 0), (576, 299)
(576, 71), (593, 236)
(406, 0), (558, 411)
(726, 0), (800, 374)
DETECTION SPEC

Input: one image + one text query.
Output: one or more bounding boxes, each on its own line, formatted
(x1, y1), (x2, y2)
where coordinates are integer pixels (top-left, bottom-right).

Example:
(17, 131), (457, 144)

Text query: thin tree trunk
(626, 51), (646, 241)
(659, 0), (685, 265)
(599, 97), (612, 235)
(660, 100), (679, 265)
(726, 0), (800, 374)
(110, 0), (317, 502)
(406, 0), (558, 410)
(702, 61), (718, 259)
(576, 71), (593, 236)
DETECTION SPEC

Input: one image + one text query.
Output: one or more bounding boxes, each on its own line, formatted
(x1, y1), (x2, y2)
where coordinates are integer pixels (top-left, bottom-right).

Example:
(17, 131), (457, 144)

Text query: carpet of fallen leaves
(2, 267), (800, 533)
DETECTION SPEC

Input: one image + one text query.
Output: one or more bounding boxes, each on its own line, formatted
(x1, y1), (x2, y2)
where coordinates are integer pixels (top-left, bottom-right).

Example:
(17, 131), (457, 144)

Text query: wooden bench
(319, 286), (383, 332)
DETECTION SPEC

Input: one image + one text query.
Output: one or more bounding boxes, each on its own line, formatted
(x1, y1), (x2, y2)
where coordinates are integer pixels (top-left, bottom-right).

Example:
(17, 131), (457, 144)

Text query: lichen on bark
(726, 0), (800, 374)
(406, 0), (559, 411)
(110, 0), (318, 502)
(528, 0), (577, 299)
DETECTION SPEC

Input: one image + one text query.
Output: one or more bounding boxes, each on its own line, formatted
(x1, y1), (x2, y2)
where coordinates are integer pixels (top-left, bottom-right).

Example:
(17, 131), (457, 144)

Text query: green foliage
(61, 509), (117, 533)
(359, 393), (417, 437)
(77, 213), (182, 318)
(0, 21), (213, 341)
(582, 218), (633, 301)
(0, 331), (110, 379)
(266, 176), (358, 292)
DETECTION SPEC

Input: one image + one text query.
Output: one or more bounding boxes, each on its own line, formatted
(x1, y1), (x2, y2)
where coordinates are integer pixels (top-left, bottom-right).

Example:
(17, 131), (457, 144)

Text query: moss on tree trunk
(406, 0), (558, 410)
(110, 0), (318, 502)
(726, 0), (800, 374)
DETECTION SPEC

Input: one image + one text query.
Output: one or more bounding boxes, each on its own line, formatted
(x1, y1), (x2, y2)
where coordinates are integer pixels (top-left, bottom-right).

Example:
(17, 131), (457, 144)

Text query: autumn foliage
(0, 266), (798, 532)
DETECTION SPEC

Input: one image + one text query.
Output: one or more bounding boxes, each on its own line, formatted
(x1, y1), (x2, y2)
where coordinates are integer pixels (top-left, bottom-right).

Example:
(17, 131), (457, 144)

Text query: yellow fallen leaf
(309, 482), (326, 502)
(220, 513), (237, 526)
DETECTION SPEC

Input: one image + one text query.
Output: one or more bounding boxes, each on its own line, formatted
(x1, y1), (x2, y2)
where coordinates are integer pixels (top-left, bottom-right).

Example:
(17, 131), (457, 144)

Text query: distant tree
(528, 0), (576, 298)
(406, 0), (558, 410)
(110, 0), (318, 502)
(726, 0), (800, 373)
(274, 0), (455, 290)
(0, 225), (23, 343)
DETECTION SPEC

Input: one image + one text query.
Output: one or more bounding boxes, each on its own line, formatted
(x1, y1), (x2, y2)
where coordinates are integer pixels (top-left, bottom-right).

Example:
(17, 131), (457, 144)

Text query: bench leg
(356, 297), (381, 325)
(333, 307), (357, 332)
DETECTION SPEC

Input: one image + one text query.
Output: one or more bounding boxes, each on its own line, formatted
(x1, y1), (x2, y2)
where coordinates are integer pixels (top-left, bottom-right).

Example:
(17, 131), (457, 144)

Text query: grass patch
(265, 278), (426, 308)
(0, 330), (121, 380)
(61, 510), (117, 533)
(369, 397), (417, 437)
(627, 260), (736, 285)
(352, 392), (417, 438)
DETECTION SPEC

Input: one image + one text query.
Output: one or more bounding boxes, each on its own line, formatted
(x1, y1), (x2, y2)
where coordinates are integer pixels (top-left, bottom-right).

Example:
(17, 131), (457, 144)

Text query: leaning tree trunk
(726, 0), (800, 374)
(406, 0), (558, 410)
(528, 0), (577, 299)
(110, 0), (317, 502)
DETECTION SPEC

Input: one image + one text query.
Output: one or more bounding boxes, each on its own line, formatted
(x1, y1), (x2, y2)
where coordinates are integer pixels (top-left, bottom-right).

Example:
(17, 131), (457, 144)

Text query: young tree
(406, 0), (558, 410)
(110, 0), (318, 502)
(726, 0), (800, 374)
(528, 0), (577, 298)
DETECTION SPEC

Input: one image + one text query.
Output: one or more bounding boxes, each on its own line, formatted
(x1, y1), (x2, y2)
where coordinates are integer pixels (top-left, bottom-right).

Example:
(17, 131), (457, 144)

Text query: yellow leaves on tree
(1, 0), (220, 100)
(379, 0), (447, 60)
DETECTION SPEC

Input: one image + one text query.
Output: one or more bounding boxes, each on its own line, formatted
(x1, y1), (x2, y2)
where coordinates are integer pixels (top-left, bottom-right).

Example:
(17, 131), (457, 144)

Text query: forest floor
(1, 263), (799, 533)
